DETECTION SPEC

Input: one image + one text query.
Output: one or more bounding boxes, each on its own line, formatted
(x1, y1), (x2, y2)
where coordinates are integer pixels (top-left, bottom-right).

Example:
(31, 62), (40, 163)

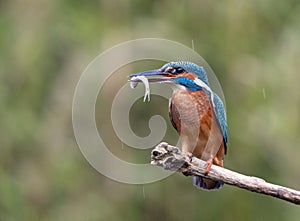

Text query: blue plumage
(193, 176), (224, 189)
(161, 61), (210, 85)
(213, 92), (228, 153)
(173, 77), (202, 91)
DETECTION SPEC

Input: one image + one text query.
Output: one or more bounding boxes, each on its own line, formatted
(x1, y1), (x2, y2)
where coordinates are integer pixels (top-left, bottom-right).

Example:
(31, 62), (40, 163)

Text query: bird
(130, 61), (228, 190)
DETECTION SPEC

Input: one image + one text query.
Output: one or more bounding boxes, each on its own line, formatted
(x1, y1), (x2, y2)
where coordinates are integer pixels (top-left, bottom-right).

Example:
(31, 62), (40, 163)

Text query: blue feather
(213, 92), (228, 152)
(161, 61), (210, 85)
(173, 77), (202, 91)
(192, 176), (224, 190)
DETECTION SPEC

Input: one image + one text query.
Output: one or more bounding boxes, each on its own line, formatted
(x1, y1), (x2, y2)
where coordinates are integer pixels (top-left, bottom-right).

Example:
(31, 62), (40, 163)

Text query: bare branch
(151, 142), (300, 205)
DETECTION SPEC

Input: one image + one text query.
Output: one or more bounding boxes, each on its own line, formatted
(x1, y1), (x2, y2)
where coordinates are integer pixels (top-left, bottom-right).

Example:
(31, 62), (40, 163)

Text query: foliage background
(1, 0), (300, 220)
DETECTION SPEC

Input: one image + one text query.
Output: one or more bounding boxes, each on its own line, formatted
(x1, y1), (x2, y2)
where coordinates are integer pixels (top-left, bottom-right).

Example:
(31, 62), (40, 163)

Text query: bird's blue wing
(213, 92), (228, 153)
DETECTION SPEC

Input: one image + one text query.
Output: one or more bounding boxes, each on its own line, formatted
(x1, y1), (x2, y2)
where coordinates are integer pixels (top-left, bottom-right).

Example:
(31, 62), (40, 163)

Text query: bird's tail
(192, 176), (224, 190)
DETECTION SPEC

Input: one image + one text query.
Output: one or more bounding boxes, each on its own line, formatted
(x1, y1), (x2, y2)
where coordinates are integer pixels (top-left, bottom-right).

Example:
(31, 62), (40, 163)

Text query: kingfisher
(130, 61), (228, 190)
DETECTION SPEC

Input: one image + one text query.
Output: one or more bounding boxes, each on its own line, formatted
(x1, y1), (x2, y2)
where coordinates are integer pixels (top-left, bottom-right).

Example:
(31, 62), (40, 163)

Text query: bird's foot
(205, 159), (213, 175)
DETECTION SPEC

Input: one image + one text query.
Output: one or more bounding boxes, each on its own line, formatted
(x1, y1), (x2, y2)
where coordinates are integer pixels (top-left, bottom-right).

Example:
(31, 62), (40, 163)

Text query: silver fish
(130, 76), (150, 102)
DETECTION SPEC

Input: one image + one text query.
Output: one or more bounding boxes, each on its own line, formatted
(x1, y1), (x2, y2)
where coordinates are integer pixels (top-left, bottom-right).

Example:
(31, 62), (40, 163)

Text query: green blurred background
(1, 0), (300, 220)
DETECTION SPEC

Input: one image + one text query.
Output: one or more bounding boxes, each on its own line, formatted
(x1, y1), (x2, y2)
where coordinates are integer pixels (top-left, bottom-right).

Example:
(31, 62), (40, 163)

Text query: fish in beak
(129, 69), (174, 85)
(129, 69), (174, 102)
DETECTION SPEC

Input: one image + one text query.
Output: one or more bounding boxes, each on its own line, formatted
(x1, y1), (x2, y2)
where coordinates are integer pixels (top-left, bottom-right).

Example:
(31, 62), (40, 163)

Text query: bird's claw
(205, 159), (213, 175)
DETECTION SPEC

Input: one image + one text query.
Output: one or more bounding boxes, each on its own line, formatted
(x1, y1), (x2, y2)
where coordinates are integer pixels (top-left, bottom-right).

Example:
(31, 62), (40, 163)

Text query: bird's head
(130, 61), (210, 91)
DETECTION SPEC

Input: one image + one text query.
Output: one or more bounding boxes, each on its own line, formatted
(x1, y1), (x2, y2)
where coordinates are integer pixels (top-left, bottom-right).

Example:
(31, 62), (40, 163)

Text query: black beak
(129, 69), (173, 83)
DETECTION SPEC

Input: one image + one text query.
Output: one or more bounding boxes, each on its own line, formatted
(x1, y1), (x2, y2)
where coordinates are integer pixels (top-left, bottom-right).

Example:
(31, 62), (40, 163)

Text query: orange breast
(169, 89), (225, 166)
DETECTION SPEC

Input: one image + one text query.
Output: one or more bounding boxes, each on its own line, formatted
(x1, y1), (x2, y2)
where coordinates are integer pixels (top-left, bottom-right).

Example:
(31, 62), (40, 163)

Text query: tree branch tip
(150, 142), (300, 205)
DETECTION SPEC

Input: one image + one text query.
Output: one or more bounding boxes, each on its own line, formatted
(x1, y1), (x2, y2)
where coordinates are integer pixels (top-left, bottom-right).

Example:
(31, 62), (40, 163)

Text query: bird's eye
(175, 67), (184, 73)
